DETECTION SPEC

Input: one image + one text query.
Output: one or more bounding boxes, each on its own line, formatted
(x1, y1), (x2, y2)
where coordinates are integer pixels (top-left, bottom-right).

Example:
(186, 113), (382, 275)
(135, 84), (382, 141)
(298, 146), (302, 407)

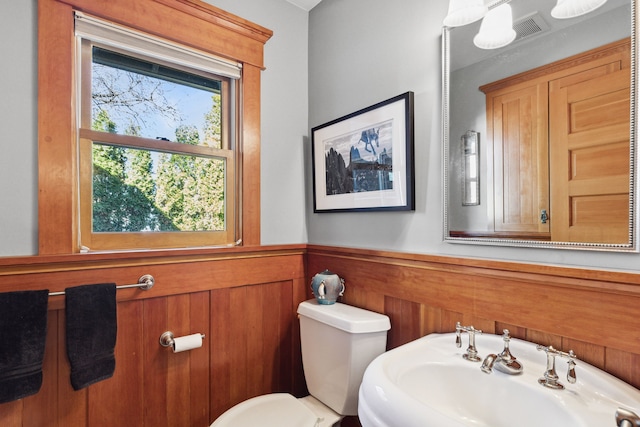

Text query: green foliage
(204, 93), (222, 149)
(154, 124), (225, 231)
(91, 96), (225, 234)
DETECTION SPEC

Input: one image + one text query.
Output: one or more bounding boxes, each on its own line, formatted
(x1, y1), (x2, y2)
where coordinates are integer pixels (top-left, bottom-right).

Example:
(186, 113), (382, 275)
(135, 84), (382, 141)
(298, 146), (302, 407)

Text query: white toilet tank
(297, 299), (390, 416)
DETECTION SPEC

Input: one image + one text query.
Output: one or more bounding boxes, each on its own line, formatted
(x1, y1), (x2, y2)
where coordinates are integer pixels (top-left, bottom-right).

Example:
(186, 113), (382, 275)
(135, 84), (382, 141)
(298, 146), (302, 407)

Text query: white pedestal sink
(358, 332), (640, 427)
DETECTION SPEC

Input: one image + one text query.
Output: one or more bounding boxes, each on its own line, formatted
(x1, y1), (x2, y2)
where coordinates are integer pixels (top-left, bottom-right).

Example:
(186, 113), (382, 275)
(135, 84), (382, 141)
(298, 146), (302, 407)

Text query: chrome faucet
(616, 407), (640, 427)
(455, 322), (482, 362)
(536, 345), (577, 390)
(480, 329), (523, 375)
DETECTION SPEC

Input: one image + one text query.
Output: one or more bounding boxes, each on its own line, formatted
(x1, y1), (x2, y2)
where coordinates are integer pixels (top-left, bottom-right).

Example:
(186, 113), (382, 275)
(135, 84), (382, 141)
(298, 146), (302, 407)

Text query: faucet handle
(536, 345), (577, 389)
(536, 344), (575, 359)
(567, 358), (577, 384)
(455, 322), (482, 335)
(565, 350), (577, 384)
(455, 322), (482, 362)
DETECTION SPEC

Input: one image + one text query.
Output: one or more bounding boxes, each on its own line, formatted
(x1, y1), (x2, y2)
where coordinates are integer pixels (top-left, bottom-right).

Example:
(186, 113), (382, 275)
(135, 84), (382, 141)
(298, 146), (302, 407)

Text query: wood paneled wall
(306, 245), (640, 390)
(0, 246), (308, 427)
(2, 244), (640, 426)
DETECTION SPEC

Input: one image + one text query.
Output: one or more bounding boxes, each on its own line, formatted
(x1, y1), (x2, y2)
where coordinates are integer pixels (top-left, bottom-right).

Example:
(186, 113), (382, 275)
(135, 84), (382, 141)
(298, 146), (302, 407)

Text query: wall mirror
(443, 0), (638, 251)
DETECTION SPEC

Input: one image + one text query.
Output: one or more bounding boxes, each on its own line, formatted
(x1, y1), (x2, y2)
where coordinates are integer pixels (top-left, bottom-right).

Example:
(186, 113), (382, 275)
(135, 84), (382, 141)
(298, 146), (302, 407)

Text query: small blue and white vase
(310, 269), (345, 305)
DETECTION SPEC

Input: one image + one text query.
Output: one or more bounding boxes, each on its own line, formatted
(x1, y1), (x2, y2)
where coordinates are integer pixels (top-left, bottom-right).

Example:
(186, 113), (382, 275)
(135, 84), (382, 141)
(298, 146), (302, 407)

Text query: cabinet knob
(540, 209), (549, 224)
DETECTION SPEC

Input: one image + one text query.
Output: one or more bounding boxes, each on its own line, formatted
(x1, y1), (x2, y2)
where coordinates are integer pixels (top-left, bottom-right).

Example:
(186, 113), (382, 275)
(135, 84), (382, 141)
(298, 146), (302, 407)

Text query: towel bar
(48, 274), (155, 296)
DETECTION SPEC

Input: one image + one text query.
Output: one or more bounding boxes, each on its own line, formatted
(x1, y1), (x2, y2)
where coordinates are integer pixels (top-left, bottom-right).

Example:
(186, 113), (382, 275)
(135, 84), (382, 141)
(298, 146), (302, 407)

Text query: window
(38, 0), (270, 255)
(76, 13), (240, 250)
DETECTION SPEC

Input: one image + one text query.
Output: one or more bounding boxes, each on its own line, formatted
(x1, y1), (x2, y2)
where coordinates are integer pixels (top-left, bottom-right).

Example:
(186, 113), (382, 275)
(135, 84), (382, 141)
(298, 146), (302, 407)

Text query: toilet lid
(210, 393), (320, 427)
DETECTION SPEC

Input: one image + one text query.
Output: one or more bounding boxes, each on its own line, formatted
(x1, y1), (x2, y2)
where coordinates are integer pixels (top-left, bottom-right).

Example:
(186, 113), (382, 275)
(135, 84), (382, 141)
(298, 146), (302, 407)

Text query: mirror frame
(442, 0), (639, 252)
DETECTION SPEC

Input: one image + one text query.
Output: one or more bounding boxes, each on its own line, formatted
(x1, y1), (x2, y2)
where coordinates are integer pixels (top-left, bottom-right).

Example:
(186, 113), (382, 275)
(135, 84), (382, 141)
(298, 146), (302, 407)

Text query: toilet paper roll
(172, 333), (203, 353)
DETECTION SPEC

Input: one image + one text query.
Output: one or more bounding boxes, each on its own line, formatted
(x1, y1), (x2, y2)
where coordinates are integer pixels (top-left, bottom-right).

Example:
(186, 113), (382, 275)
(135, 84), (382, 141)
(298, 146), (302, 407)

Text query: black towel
(0, 289), (49, 404)
(65, 283), (117, 391)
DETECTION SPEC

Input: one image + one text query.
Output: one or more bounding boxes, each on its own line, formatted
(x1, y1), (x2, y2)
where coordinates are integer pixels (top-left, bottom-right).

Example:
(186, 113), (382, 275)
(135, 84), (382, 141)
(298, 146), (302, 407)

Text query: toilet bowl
(210, 299), (390, 427)
(210, 393), (339, 427)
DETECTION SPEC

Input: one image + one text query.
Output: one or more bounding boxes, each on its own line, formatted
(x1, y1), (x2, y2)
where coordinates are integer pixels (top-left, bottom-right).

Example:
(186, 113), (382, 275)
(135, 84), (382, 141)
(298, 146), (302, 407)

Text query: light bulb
(473, 4), (516, 50)
(551, 0), (608, 19)
(443, 0), (488, 27)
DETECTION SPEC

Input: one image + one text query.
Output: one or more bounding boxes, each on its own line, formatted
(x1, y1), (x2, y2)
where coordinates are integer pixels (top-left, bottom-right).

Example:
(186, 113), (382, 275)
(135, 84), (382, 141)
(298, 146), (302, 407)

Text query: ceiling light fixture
(443, 0), (488, 27)
(551, 0), (608, 19)
(473, 3), (517, 50)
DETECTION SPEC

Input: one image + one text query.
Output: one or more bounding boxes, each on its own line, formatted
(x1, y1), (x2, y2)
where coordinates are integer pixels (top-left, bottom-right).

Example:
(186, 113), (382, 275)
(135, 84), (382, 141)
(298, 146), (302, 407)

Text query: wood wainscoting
(2, 244), (640, 426)
(0, 245), (308, 427)
(306, 245), (640, 390)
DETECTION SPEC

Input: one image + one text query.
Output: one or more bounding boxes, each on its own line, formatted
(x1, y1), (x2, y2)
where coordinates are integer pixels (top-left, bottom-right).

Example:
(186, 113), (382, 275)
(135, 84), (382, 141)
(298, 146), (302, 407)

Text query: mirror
(443, 0), (638, 251)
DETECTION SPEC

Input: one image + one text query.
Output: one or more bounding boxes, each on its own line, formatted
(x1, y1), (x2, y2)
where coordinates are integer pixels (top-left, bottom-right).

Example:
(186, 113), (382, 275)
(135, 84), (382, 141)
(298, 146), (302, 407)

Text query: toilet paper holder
(159, 331), (206, 348)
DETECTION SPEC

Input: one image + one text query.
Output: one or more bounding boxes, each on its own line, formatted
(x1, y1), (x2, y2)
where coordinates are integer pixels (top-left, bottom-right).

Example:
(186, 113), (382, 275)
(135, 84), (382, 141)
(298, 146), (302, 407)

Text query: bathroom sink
(358, 332), (640, 427)
(396, 363), (579, 426)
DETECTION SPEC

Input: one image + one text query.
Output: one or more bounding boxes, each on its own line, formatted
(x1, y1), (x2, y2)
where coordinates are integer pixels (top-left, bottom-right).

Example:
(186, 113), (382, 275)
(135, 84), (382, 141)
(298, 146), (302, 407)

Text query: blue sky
(93, 63), (217, 143)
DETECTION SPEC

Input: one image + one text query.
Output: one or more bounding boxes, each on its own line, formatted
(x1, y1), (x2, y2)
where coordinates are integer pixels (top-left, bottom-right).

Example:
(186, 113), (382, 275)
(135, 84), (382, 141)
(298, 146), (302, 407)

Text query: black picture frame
(311, 91), (415, 213)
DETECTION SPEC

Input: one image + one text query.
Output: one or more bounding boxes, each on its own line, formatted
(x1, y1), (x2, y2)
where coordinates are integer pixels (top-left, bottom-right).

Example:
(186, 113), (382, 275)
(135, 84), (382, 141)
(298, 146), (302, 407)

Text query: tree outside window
(79, 43), (237, 250)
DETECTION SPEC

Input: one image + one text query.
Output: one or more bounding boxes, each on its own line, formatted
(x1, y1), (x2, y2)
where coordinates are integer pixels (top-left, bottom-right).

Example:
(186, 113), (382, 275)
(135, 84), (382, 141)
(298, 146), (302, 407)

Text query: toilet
(210, 299), (391, 427)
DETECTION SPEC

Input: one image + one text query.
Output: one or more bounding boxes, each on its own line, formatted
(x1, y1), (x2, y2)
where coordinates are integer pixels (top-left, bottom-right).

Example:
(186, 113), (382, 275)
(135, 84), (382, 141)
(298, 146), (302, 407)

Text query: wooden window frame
(38, 0), (272, 254)
(78, 37), (237, 250)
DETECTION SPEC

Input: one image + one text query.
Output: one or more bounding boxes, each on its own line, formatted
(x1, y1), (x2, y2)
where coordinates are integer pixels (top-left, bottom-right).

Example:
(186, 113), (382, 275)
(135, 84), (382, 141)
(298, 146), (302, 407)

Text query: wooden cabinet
(549, 67), (631, 243)
(481, 39), (630, 241)
(484, 80), (550, 236)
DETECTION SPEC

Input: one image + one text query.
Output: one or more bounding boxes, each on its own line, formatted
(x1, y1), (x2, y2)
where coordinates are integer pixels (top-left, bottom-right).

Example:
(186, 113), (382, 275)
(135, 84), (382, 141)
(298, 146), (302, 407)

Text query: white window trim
(74, 11), (242, 80)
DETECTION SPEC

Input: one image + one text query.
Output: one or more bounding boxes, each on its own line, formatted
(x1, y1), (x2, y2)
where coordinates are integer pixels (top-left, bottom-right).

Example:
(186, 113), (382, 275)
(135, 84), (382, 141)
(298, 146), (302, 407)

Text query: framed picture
(311, 92), (415, 213)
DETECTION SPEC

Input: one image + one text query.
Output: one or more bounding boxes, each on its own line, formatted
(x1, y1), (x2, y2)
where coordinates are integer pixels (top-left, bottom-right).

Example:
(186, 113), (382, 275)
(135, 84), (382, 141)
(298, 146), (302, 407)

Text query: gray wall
(0, 0), (309, 256)
(209, 0), (309, 246)
(308, 0), (445, 254)
(307, 0), (640, 271)
(3, 0), (640, 273)
(0, 1), (38, 256)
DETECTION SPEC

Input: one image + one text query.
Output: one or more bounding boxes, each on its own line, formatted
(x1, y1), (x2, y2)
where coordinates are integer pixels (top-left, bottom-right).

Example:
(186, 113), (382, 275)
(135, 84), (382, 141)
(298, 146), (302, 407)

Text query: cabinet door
(487, 82), (550, 235)
(549, 68), (631, 243)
